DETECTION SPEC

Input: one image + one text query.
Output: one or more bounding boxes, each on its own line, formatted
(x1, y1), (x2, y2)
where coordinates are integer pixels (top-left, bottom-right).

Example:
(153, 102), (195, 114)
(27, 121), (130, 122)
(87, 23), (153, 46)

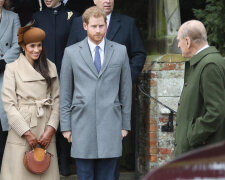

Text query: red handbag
(24, 147), (52, 174)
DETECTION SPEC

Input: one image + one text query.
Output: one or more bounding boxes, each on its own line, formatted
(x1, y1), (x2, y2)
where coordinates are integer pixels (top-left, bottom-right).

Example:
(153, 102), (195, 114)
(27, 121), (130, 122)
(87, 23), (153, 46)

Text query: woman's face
(0, 0), (5, 9)
(44, 0), (60, 8)
(24, 42), (42, 65)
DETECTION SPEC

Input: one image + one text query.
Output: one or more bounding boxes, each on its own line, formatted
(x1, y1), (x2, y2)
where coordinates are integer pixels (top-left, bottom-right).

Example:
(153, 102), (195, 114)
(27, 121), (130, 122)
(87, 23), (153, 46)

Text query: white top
(196, 44), (210, 55)
(88, 38), (105, 66)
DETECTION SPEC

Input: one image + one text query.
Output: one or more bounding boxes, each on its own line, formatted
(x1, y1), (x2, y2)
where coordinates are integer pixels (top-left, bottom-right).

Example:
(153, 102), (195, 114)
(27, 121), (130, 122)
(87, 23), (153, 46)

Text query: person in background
(0, 0), (20, 170)
(32, 0), (79, 176)
(175, 20), (225, 157)
(0, 23), (60, 179)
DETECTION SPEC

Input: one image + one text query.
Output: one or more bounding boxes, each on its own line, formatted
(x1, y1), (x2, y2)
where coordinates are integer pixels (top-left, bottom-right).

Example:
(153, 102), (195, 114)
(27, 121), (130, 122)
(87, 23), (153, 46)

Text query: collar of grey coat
(79, 37), (114, 78)
(189, 46), (219, 66)
(16, 53), (57, 82)
(0, 8), (9, 40)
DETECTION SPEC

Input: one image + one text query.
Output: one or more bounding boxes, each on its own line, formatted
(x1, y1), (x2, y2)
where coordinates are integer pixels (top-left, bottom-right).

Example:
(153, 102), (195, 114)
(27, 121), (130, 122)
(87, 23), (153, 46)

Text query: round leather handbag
(24, 147), (52, 174)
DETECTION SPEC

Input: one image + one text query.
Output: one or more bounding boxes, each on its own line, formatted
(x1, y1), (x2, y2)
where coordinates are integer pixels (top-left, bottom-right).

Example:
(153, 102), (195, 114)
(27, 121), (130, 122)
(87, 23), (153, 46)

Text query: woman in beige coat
(0, 24), (60, 179)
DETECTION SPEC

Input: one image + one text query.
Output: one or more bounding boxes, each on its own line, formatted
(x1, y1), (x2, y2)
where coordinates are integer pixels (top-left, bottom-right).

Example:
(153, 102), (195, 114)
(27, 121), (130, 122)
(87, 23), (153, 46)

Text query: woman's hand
(38, 125), (55, 149)
(24, 130), (38, 149)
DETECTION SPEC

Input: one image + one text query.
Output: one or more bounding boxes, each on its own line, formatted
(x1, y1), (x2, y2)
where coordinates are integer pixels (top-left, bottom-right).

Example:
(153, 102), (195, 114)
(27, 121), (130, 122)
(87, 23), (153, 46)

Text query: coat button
(6, 43), (8, 46)
(184, 82), (188, 86)
(0, 54), (3, 57)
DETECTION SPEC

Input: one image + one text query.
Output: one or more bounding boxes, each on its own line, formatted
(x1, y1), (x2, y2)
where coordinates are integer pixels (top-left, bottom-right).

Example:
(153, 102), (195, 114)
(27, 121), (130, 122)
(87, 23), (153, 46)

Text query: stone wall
(137, 54), (186, 176)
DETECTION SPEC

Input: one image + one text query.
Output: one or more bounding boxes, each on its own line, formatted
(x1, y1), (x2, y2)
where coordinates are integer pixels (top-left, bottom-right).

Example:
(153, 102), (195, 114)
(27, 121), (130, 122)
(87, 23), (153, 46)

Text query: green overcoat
(174, 46), (225, 157)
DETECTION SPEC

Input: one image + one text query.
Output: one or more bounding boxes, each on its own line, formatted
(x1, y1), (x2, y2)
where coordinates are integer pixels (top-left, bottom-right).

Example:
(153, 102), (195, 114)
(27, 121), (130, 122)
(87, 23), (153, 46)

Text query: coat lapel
(0, 8), (9, 40)
(17, 54), (45, 82)
(79, 38), (98, 77)
(99, 39), (114, 77)
(190, 46), (219, 66)
(106, 12), (121, 40)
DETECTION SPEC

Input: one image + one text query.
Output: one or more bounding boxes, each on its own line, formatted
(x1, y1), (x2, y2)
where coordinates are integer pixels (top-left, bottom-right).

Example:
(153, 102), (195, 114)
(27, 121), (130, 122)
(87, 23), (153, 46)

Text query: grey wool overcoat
(0, 54), (60, 180)
(60, 38), (132, 159)
(0, 8), (20, 131)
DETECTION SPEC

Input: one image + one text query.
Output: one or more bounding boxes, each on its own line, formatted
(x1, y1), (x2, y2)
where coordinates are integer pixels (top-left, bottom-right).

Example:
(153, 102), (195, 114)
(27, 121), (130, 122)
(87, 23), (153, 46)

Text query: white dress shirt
(107, 13), (112, 28)
(88, 38), (105, 66)
(196, 44), (210, 55)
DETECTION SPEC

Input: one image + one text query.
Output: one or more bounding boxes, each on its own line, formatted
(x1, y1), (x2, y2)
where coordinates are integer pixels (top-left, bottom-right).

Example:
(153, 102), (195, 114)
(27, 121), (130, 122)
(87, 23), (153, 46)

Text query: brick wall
(137, 54), (186, 175)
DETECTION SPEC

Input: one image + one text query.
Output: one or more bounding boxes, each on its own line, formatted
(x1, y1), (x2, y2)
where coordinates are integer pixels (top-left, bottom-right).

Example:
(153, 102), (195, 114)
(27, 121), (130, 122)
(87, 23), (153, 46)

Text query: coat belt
(18, 98), (53, 128)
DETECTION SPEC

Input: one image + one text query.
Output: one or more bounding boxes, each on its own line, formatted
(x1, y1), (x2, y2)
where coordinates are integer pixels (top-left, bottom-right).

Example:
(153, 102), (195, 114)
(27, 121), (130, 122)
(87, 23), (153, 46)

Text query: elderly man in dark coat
(32, 0), (79, 176)
(175, 20), (225, 157)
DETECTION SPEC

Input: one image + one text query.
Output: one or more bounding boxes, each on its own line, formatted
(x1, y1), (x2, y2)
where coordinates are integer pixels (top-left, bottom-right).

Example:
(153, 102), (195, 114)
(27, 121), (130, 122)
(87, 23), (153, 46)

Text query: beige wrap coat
(0, 54), (60, 180)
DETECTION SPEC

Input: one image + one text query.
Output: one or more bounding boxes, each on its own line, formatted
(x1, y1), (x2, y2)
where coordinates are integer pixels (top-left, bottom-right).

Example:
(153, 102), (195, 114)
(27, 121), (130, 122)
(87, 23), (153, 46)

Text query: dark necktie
(94, 46), (101, 73)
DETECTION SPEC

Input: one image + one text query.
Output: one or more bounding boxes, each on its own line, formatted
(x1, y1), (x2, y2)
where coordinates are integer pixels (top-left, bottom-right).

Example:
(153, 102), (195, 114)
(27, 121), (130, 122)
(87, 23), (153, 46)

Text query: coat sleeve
(2, 13), (21, 63)
(60, 48), (74, 131)
(128, 19), (146, 83)
(119, 46), (132, 130)
(47, 65), (60, 130)
(187, 63), (225, 146)
(1, 64), (30, 136)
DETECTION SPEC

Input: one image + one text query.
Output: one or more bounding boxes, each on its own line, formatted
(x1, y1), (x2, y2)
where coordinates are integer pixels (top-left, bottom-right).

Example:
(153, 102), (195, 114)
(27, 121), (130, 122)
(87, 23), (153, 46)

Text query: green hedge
(193, 0), (225, 55)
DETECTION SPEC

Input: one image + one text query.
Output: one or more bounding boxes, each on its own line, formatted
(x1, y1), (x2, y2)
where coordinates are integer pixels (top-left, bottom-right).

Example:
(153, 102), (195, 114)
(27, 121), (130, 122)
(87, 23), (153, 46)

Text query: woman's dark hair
(3, 0), (10, 10)
(33, 48), (52, 89)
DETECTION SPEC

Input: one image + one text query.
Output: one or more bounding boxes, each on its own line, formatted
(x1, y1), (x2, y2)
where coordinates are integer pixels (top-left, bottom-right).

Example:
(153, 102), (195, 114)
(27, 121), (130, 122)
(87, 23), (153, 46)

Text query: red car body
(142, 140), (225, 180)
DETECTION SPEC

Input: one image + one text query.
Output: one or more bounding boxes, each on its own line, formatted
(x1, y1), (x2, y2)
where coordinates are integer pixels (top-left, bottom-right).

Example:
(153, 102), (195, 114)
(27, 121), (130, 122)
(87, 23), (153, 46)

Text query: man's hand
(62, 131), (72, 143)
(24, 130), (38, 149)
(121, 130), (128, 139)
(38, 126), (55, 149)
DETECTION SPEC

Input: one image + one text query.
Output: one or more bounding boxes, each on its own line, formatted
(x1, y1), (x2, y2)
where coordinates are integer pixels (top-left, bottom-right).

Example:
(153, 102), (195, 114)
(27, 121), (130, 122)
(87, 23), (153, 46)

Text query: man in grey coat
(60, 6), (132, 180)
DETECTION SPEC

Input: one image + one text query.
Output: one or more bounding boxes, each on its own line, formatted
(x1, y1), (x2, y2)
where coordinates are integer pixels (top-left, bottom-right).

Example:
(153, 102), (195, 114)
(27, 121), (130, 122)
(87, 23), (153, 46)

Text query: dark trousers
(0, 123), (7, 171)
(114, 158), (120, 180)
(75, 158), (119, 180)
(56, 130), (71, 175)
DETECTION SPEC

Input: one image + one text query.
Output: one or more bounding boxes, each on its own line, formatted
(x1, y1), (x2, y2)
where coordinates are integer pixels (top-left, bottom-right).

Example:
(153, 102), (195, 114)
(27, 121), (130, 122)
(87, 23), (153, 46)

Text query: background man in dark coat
(175, 20), (225, 157)
(32, 0), (79, 176)
(67, 0), (146, 83)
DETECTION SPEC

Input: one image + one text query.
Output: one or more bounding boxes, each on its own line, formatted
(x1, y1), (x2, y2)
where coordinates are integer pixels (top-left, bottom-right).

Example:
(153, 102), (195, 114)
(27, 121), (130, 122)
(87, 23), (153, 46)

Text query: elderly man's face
(94, 0), (114, 15)
(44, 0), (60, 8)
